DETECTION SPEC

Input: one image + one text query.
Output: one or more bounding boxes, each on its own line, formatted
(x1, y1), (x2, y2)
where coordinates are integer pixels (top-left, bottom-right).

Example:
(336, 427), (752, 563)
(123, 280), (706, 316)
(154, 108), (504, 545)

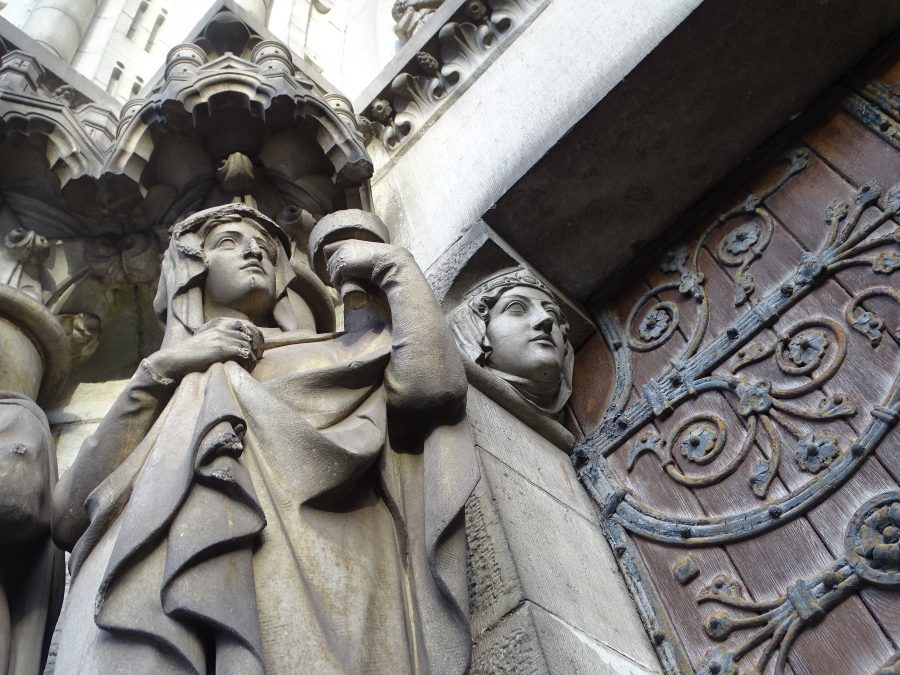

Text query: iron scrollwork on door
(574, 144), (900, 672)
(695, 492), (900, 675)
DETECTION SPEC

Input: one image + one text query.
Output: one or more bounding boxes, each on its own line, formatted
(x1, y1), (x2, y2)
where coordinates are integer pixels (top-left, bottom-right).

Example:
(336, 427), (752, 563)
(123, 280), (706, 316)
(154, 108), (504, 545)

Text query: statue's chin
(521, 354), (564, 384)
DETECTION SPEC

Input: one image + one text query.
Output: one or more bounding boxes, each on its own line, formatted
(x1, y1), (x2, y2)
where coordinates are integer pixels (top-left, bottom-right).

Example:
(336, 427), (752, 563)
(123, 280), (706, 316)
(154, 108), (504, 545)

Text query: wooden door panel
(573, 45), (900, 674)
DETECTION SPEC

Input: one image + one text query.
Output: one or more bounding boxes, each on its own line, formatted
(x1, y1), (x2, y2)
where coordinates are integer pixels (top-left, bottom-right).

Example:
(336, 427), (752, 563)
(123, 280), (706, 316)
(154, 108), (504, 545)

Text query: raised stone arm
(326, 239), (467, 416)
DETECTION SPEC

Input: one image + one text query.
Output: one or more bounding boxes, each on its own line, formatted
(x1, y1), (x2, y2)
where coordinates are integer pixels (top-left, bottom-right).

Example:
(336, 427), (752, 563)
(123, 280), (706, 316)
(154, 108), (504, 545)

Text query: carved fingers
(323, 240), (412, 289)
(195, 318), (264, 366)
(148, 319), (265, 380)
(198, 318), (264, 359)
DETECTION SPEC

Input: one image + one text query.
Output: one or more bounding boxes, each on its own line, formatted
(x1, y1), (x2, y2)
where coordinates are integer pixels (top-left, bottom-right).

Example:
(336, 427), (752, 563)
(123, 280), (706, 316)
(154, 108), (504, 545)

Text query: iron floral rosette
(845, 491), (900, 588)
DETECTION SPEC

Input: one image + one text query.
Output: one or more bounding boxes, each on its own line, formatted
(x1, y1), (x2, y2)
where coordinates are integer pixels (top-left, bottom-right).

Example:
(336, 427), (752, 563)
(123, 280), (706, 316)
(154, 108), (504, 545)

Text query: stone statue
(0, 283), (68, 675)
(448, 266), (575, 449)
(51, 203), (478, 674)
(0, 394), (64, 675)
(392, 0), (443, 42)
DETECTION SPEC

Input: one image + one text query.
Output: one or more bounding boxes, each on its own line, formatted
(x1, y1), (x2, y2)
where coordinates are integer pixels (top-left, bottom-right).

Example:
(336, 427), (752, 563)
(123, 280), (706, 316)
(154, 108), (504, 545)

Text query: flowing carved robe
(55, 325), (477, 674)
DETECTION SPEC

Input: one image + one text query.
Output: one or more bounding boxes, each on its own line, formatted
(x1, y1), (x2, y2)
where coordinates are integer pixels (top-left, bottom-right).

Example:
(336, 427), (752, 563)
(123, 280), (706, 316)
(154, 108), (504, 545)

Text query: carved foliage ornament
(365, 0), (548, 152)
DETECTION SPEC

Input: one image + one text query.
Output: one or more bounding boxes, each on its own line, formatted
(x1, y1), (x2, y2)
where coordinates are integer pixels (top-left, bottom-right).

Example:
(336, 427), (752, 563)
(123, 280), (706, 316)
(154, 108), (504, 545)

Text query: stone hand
(324, 239), (414, 290)
(145, 317), (264, 380)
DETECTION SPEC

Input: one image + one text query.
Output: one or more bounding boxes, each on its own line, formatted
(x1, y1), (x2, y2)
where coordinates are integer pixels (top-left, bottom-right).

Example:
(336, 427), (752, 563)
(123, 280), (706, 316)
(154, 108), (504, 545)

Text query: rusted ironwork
(574, 70), (900, 673)
(577, 175), (900, 537)
(692, 492), (900, 674)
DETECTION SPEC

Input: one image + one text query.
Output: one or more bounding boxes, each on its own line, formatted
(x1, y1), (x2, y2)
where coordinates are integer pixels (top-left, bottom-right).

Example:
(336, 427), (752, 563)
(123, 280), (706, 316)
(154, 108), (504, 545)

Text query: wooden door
(571, 41), (900, 675)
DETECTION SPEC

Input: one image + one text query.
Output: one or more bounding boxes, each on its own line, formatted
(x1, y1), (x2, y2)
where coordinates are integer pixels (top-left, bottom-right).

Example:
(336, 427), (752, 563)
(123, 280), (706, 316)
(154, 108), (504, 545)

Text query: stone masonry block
(466, 387), (596, 519)
(479, 448), (659, 671)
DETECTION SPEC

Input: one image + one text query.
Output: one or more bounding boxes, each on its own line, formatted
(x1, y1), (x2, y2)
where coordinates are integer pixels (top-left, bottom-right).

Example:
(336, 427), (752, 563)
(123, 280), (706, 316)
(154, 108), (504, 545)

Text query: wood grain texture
(576, 59), (900, 671)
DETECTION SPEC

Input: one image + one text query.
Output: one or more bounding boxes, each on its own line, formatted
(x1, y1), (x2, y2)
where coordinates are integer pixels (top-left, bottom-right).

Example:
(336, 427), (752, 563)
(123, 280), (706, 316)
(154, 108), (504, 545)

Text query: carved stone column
(21, 0), (100, 63)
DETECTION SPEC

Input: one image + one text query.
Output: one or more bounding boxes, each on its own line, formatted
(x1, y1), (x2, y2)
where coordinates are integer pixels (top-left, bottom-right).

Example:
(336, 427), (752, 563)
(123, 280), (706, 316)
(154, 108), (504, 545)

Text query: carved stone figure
(0, 394), (63, 675)
(448, 267), (575, 448)
(51, 203), (477, 674)
(0, 285), (68, 675)
(392, 0), (444, 42)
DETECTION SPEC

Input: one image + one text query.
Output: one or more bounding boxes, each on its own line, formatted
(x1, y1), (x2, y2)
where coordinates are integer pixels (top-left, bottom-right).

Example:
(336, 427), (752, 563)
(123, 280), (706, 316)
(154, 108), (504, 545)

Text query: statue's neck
(484, 366), (564, 414)
(204, 302), (265, 326)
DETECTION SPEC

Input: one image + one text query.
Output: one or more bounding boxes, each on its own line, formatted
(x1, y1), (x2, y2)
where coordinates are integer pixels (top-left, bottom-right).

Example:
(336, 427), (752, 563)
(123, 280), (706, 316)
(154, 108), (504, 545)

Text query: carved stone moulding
(108, 15), (373, 193)
(360, 0), (551, 155)
(0, 284), (69, 403)
(0, 50), (110, 186)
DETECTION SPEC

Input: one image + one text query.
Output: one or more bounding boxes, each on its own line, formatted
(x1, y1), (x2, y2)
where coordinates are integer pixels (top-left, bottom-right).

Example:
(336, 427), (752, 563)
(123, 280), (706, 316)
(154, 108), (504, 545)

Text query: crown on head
(463, 267), (553, 305)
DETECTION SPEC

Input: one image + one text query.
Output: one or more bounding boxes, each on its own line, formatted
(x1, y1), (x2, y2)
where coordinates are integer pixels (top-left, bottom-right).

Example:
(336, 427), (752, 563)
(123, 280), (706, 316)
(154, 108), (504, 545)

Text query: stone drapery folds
(51, 204), (478, 673)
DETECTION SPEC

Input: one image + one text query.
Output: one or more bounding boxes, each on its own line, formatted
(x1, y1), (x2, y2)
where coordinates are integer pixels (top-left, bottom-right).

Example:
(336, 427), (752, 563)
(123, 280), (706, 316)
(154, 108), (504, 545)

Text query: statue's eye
(215, 236), (237, 249)
(504, 300), (526, 313)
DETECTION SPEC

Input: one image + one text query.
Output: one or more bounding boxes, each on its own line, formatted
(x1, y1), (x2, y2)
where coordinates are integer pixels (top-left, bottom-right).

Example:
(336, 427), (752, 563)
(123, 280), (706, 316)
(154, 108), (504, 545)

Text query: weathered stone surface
(0, 286), (70, 404)
(472, 601), (659, 675)
(0, 394), (64, 675)
(489, 0), (900, 303)
(465, 461), (524, 637)
(464, 383), (659, 672)
(471, 602), (547, 675)
(368, 0), (700, 277)
(0, 314), (42, 401)
(532, 603), (660, 675)
(47, 380), (129, 426)
(478, 449), (658, 670)
(468, 387), (590, 517)
(52, 420), (100, 475)
(52, 204), (477, 674)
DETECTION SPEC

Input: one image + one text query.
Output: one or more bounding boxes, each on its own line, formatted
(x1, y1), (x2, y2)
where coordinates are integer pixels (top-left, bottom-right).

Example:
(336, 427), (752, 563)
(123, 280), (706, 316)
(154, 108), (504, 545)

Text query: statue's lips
(241, 261), (266, 273)
(529, 335), (556, 345)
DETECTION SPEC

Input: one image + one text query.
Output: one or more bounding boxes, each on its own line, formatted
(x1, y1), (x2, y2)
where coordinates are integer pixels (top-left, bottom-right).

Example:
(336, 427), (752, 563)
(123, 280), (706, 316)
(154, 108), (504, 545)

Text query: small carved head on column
(448, 267), (574, 418)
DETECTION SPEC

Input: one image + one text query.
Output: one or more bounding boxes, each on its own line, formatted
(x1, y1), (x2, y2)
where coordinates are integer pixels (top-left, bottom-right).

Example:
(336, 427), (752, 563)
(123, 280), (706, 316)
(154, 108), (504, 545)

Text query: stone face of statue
(485, 286), (566, 386)
(202, 218), (278, 325)
(447, 267), (575, 436)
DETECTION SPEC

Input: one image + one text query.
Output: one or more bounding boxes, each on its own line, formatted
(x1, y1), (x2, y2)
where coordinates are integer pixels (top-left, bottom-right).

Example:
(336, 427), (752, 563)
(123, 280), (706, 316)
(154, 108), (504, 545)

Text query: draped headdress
(448, 267), (574, 418)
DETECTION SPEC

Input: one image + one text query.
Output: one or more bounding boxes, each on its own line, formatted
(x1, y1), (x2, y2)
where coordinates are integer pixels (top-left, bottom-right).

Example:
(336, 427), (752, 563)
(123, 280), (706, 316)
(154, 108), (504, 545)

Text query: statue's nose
(244, 238), (263, 260)
(534, 312), (554, 333)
